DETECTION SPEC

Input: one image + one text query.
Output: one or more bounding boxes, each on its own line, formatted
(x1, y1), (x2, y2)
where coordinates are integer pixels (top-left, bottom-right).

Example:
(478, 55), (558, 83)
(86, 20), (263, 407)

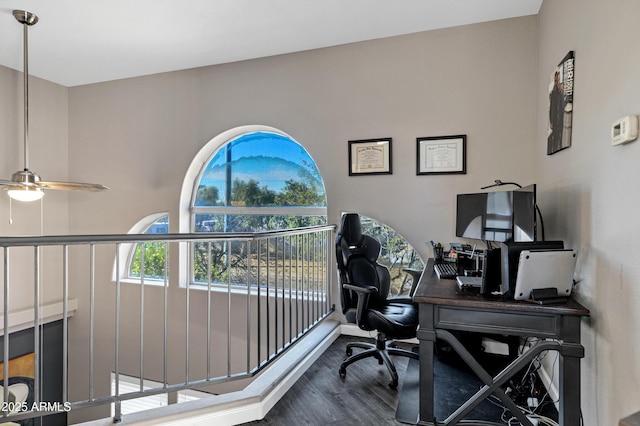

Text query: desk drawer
(435, 306), (559, 338)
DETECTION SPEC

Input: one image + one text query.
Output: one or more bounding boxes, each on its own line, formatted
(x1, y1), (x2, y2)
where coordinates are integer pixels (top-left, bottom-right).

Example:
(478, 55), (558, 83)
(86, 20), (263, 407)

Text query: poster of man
(547, 51), (575, 155)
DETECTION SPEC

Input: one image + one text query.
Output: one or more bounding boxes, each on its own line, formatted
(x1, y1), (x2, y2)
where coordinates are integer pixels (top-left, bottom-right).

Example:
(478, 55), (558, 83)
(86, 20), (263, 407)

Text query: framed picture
(348, 138), (392, 176)
(417, 135), (466, 175)
(547, 51), (575, 155)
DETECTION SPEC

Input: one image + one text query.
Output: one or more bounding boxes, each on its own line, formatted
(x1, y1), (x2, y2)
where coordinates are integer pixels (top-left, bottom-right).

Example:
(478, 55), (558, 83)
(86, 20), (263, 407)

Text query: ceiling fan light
(7, 186), (44, 202)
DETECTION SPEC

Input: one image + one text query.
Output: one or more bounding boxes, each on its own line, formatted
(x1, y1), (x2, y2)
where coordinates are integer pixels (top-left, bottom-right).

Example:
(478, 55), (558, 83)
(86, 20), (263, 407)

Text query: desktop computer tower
(499, 240), (564, 298)
(481, 248), (502, 295)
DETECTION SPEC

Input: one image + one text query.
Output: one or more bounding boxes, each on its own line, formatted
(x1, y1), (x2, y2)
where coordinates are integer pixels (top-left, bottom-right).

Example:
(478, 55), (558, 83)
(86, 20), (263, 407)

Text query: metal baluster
(185, 242), (191, 384)
(227, 239), (231, 376)
(324, 230), (330, 314)
(139, 244), (145, 392)
(62, 245), (69, 403)
(312, 234), (317, 324)
(300, 234), (306, 332)
(34, 246), (40, 405)
(3, 248), (10, 415)
(88, 244), (95, 402)
(273, 237), (278, 354)
(163, 242), (169, 389)
(207, 242), (212, 379)
(257, 240), (262, 367)
(246, 240), (251, 374)
(296, 235), (302, 336)
(288, 235), (292, 344)
(281, 237), (285, 348)
(266, 240), (271, 359)
(307, 234), (312, 326)
(114, 244), (122, 422)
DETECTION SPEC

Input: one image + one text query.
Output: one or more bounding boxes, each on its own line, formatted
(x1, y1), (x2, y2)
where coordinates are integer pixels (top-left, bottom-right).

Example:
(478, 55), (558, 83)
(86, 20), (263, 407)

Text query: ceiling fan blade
(0, 179), (24, 187)
(37, 181), (109, 191)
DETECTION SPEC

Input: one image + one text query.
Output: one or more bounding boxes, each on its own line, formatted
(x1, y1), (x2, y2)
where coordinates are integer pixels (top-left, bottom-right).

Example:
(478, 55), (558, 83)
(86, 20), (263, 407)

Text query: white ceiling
(0, 0), (542, 87)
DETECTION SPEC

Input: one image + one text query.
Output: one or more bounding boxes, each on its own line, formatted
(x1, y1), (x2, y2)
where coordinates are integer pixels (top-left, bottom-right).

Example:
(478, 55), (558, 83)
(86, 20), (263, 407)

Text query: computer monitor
(455, 184), (537, 243)
(513, 184), (537, 242)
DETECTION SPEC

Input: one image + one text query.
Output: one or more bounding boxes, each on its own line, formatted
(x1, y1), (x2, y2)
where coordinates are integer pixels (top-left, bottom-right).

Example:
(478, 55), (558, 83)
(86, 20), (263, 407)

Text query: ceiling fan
(0, 10), (108, 202)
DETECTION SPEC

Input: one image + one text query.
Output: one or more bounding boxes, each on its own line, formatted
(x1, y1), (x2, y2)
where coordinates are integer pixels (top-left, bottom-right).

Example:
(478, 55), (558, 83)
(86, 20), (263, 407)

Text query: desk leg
(417, 304), (436, 426)
(559, 316), (585, 426)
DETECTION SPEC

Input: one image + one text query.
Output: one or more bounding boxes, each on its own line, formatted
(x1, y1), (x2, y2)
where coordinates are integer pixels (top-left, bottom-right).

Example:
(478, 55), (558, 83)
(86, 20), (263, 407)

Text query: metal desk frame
(414, 260), (590, 426)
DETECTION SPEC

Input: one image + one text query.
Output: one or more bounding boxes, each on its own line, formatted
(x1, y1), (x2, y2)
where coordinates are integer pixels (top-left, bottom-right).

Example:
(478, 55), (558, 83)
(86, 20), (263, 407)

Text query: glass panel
(129, 242), (167, 279)
(195, 132), (325, 208)
(129, 215), (168, 280)
(360, 216), (425, 297)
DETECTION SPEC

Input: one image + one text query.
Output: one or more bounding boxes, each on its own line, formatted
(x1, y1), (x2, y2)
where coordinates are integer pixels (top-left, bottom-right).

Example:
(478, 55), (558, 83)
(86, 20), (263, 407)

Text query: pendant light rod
(13, 10), (39, 172)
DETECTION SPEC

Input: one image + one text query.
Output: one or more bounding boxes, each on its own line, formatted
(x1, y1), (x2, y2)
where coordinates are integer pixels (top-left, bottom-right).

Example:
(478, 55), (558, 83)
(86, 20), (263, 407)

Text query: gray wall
(536, 0), (640, 424)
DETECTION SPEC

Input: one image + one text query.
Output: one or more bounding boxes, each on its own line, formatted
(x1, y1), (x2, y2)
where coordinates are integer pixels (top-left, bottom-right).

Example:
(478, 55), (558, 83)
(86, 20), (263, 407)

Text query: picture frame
(547, 51), (575, 155)
(417, 135), (466, 175)
(348, 138), (392, 176)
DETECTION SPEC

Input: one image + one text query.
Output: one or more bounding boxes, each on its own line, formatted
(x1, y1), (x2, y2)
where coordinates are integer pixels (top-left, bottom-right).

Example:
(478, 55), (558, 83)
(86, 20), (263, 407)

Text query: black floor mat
(395, 349), (553, 425)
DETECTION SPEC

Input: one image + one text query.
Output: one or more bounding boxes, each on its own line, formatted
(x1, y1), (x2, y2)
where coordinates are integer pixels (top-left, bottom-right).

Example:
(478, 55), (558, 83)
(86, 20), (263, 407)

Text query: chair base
(338, 333), (418, 389)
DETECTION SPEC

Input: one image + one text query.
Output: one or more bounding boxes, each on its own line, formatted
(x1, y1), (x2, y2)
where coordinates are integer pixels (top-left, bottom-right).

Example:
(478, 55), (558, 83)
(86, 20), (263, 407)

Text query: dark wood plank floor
(242, 335), (414, 426)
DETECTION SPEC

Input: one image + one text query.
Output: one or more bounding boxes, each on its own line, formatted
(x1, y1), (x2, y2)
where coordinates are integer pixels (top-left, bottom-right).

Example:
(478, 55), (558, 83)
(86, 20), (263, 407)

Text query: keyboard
(433, 262), (457, 279)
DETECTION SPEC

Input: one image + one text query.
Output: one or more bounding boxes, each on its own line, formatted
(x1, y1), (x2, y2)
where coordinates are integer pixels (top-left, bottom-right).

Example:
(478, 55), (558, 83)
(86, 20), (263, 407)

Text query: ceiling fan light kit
(7, 187), (44, 202)
(2, 10), (108, 202)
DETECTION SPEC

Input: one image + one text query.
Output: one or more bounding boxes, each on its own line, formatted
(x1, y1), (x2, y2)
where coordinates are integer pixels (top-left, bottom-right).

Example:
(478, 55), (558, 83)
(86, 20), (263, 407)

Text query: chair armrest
(343, 283), (377, 327)
(403, 268), (424, 297)
(343, 283), (377, 294)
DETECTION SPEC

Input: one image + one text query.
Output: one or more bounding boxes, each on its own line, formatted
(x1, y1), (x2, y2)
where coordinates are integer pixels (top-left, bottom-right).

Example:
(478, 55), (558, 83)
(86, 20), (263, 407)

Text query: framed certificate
(348, 138), (392, 176)
(417, 135), (466, 175)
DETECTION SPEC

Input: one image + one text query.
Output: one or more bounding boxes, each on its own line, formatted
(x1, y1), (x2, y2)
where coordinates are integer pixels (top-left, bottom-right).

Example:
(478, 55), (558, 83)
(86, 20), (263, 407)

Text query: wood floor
(242, 335), (414, 426)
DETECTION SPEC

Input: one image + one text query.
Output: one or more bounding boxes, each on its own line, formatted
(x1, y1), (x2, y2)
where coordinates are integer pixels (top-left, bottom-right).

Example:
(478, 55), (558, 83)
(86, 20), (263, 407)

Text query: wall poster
(547, 51), (575, 155)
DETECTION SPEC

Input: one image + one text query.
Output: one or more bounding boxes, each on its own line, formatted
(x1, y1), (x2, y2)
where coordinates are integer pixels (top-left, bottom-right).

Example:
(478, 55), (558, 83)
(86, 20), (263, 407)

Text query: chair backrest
(336, 213), (391, 313)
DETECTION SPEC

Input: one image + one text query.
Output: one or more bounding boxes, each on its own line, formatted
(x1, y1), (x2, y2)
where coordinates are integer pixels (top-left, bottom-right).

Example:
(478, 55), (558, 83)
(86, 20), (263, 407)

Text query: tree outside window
(129, 215), (168, 280)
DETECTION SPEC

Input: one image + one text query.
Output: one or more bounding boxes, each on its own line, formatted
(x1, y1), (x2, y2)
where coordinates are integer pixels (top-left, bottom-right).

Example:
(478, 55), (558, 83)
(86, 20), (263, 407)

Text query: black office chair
(336, 213), (419, 389)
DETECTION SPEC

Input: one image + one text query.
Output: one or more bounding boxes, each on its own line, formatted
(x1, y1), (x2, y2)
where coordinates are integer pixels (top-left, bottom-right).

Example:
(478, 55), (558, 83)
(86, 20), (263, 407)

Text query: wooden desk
(413, 259), (590, 426)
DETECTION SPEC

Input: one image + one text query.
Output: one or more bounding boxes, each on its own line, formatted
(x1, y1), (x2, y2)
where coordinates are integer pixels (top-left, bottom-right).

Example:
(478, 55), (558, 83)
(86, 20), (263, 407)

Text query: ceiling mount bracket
(13, 10), (39, 26)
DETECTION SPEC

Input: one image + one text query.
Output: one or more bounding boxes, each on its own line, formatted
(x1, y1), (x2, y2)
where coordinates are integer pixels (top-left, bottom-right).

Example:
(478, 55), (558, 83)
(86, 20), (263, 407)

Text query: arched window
(113, 213), (168, 283)
(191, 129), (327, 233)
(359, 215), (424, 297)
(182, 126), (327, 285)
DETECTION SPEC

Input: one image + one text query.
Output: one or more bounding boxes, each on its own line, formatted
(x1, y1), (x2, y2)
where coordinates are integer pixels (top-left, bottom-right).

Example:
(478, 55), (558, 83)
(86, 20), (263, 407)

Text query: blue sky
(199, 132), (322, 200)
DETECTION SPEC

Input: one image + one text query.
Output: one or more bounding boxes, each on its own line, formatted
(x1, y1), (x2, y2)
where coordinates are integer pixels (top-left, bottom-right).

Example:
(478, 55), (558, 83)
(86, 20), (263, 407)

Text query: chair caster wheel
(338, 367), (346, 379)
(388, 380), (398, 390)
(346, 348), (353, 356)
(375, 355), (383, 365)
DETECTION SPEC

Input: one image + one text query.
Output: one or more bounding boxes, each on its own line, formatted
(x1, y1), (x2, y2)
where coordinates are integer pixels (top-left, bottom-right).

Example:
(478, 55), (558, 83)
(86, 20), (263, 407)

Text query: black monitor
(512, 184), (537, 242)
(456, 184), (537, 243)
